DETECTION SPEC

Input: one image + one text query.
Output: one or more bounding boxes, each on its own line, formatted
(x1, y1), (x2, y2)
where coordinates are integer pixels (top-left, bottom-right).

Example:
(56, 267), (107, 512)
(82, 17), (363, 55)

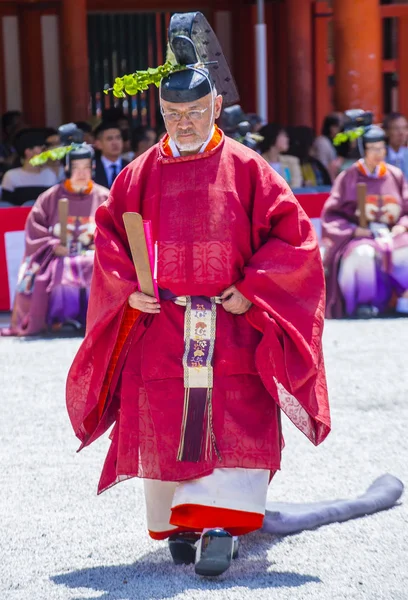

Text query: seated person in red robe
(322, 112), (408, 319)
(66, 13), (330, 577)
(2, 124), (109, 336)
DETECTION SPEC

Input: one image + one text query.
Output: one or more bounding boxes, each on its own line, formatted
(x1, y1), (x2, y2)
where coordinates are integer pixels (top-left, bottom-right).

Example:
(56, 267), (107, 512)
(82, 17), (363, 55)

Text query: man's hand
(391, 224), (407, 237)
(128, 291), (160, 314)
(354, 227), (373, 239)
(53, 244), (69, 257)
(221, 285), (252, 315)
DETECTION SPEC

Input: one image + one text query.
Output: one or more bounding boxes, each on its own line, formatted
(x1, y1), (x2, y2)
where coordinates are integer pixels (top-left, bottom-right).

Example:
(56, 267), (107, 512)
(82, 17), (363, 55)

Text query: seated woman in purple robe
(322, 124), (408, 318)
(2, 143), (109, 336)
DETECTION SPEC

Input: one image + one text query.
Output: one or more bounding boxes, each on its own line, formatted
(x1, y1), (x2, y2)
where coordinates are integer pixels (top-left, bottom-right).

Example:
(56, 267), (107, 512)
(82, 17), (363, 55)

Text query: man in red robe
(66, 12), (330, 577)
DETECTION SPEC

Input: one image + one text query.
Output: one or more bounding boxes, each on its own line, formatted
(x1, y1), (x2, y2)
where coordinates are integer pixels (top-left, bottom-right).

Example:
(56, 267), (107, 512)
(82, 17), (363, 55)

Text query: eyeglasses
(161, 107), (209, 123)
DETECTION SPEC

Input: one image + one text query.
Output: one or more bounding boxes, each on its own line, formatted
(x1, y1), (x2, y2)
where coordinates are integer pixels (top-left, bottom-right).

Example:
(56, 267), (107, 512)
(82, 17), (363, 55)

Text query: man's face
(95, 128), (123, 159)
(70, 158), (92, 188)
(387, 117), (408, 149)
(161, 92), (223, 152)
(137, 130), (157, 155)
(145, 130), (157, 148)
(365, 141), (386, 167)
(25, 145), (45, 161)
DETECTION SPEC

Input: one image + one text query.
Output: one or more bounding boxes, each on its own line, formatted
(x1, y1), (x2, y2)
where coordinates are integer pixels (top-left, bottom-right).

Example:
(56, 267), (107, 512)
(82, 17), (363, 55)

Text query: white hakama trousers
(144, 468), (270, 540)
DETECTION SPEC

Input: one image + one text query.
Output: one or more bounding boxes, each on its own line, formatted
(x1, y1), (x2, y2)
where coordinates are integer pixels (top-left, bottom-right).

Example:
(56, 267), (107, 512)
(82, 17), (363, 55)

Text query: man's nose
(178, 114), (192, 126)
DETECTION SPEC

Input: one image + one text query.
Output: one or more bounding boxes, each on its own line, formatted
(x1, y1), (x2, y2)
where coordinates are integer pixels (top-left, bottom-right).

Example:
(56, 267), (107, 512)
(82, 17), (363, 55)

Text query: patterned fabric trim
(97, 305), (140, 418)
(177, 296), (220, 463)
(64, 179), (93, 195)
(162, 125), (223, 158)
(356, 160), (387, 179)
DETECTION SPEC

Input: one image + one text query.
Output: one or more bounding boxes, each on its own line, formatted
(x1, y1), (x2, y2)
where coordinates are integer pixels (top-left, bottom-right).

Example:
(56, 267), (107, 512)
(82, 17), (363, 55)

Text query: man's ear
(214, 95), (223, 120)
(94, 138), (102, 151)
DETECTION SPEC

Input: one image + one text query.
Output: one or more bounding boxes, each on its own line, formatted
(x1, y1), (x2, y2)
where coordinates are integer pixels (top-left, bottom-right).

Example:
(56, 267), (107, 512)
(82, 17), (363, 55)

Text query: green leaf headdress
(30, 123), (92, 167)
(105, 61), (186, 99)
(30, 144), (75, 167)
(333, 109), (375, 147)
(105, 12), (239, 106)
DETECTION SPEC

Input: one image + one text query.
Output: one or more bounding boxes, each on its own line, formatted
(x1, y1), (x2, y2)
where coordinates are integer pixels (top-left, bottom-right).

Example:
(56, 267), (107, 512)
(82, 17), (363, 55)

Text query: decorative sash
(175, 295), (222, 463)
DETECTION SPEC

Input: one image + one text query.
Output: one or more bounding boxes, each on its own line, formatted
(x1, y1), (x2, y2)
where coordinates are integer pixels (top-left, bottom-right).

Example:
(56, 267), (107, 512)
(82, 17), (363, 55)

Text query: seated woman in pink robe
(2, 144), (109, 336)
(322, 124), (408, 318)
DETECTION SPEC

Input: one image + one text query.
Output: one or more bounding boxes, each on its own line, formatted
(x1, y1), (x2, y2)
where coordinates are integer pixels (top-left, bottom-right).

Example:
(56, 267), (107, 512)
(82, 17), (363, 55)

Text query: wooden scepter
(357, 182), (368, 228)
(58, 198), (69, 246)
(122, 212), (155, 297)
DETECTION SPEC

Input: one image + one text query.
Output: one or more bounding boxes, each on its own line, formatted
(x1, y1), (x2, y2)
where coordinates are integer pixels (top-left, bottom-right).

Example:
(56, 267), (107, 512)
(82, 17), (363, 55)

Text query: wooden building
(1, 0), (408, 132)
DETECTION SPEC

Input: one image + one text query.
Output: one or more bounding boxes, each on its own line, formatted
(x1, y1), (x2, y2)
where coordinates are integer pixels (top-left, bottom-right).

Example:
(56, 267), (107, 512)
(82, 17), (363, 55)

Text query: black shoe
(232, 536), (239, 559)
(168, 533), (200, 565)
(169, 531), (239, 567)
(195, 529), (234, 577)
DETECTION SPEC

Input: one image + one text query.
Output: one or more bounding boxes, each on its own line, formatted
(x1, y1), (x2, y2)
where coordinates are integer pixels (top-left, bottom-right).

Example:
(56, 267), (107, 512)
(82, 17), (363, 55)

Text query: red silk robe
(66, 131), (330, 493)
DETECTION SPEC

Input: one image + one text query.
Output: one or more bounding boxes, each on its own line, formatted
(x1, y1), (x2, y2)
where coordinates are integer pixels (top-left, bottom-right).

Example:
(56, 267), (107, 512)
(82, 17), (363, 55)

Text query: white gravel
(0, 319), (407, 600)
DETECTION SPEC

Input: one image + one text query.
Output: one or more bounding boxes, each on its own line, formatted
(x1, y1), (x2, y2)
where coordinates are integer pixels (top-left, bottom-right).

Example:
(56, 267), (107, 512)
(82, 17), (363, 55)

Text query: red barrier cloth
(0, 207), (31, 311)
(296, 193), (329, 219)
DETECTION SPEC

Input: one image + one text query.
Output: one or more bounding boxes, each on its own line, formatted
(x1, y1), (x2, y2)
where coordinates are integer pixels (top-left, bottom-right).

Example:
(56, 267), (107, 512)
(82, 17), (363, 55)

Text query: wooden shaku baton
(58, 198), (69, 246)
(357, 182), (368, 228)
(122, 212), (155, 297)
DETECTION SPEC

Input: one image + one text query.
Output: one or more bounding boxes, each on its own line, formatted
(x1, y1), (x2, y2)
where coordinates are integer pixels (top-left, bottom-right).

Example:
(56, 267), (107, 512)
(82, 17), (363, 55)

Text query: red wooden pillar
(60, 0), (90, 122)
(19, 6), (46, 126)
(333, 0), (382, 120)
(231, 3), (256, 113)
(398, 16), (408, 118)
(265, 1), (277, 123)
(274, 0), (289, 126)
(0, 9), (6, 119)
(286, 0), (313, 126)
(313, 2), (332, 132)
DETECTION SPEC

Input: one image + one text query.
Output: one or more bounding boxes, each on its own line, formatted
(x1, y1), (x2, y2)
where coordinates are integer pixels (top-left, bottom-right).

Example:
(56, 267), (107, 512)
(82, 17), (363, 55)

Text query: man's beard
(174, 131), (203, 152)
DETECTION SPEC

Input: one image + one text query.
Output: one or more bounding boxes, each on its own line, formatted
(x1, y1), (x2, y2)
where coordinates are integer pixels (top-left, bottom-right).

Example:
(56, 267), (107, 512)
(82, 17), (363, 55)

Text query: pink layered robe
(322, 162), (408, 318)
(6, 182), (109, 335)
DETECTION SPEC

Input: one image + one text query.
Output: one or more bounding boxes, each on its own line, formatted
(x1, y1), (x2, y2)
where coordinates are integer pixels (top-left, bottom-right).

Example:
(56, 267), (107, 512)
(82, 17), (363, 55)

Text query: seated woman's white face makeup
(70, 159), (92, 190)
(365, 141), (386, 168)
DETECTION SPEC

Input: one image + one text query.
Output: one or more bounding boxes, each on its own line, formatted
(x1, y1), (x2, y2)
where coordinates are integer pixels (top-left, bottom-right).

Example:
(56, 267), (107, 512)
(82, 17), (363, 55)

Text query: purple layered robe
(321, 162), (408, 318)
(5, 182), (109, 336)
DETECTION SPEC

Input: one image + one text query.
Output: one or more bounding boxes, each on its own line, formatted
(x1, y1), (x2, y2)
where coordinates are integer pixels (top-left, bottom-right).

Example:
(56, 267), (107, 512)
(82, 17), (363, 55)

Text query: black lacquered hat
(160, 12), (239, 106)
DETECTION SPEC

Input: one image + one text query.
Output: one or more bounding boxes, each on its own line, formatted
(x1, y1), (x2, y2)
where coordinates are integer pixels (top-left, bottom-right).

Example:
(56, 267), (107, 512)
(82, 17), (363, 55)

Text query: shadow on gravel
(51, 533), (321, 599)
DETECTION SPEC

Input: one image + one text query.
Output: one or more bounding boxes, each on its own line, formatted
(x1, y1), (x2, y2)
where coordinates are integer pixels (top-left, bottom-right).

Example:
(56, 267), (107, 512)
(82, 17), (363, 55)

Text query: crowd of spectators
(2, 106), (408, 208)
(252, 111), (408, 190)
(0, 108), (158, 207)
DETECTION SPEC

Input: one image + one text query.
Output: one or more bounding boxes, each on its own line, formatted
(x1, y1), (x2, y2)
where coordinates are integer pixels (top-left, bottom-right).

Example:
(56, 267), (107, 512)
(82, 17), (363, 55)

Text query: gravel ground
(0, 319), (407, 600)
